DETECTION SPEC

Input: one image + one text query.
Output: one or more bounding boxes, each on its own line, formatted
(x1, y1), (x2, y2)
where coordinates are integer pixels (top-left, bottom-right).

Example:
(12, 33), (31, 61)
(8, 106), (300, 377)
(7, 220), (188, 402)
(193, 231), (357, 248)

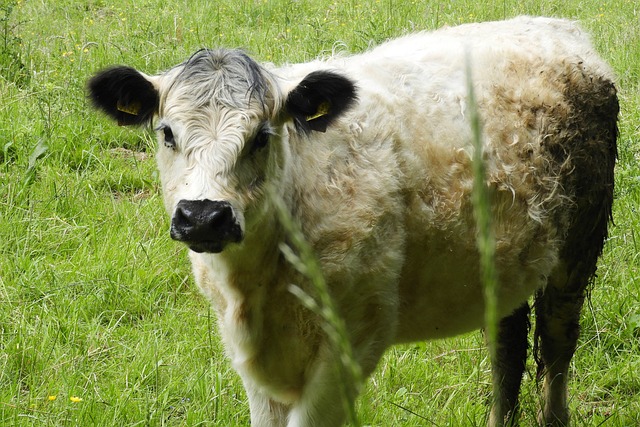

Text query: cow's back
(281, 17), (617, 342)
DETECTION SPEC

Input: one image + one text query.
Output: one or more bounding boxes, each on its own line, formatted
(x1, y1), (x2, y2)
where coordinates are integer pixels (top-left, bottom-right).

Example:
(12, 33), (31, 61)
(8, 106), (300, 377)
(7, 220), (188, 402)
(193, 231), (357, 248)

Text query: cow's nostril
(206, 205), (233, 229)
(171, 205), (191, 233)
(170, 203), (198, 240)
(170, 199), (243, 253)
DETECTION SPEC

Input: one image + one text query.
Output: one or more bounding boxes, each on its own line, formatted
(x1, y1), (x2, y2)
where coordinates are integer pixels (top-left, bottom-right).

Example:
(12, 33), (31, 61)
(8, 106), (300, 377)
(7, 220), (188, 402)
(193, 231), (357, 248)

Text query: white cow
(88, 16), (618, 426)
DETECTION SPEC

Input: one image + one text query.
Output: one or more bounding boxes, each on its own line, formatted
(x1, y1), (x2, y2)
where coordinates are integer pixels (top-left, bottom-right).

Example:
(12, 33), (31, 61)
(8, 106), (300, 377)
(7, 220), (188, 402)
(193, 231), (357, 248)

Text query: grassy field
(1, 0), (639, 425)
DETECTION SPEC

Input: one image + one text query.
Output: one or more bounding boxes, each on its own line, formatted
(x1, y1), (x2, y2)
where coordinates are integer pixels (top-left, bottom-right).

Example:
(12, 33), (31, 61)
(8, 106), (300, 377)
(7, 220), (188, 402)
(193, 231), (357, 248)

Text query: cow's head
(88, 49), (356, 254)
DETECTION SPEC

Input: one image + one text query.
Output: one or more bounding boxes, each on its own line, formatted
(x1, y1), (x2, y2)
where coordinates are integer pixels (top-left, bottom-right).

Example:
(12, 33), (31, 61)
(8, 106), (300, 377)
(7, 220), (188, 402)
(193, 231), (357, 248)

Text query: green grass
(1, 0), (639, 425)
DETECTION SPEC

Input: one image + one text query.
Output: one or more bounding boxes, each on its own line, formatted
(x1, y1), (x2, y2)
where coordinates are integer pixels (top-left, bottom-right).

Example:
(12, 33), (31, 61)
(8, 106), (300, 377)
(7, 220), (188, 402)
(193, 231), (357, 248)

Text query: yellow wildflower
(70, 396), (83, 403)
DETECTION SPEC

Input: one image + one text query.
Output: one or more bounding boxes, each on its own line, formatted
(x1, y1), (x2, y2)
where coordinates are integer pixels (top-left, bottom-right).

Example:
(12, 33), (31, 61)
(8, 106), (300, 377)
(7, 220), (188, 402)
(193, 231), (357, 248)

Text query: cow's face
(88, 50), (356, 254)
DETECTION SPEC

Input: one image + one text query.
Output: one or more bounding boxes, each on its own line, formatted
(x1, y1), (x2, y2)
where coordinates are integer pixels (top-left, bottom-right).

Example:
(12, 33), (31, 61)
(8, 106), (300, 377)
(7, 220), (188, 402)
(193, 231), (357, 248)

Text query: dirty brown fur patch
(532, 63), (618, 426)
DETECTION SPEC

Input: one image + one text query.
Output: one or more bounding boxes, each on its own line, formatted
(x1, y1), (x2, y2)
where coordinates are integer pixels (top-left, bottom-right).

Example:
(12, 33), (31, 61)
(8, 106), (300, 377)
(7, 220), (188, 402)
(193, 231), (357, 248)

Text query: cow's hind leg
(534, 264), (588, 427)
(489, 303), (531, 427)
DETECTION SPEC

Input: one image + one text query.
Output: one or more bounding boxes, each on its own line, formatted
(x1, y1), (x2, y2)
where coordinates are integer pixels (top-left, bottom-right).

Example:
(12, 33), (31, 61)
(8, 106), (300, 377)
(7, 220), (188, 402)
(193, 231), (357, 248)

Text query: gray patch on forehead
(171, 49), (272, 110)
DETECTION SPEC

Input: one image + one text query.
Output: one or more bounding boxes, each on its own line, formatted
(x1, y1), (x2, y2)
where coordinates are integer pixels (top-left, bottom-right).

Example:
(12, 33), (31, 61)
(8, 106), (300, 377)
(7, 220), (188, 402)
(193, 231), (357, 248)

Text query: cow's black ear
(285, 70), (357, 133)
(87, 66), (159, 126)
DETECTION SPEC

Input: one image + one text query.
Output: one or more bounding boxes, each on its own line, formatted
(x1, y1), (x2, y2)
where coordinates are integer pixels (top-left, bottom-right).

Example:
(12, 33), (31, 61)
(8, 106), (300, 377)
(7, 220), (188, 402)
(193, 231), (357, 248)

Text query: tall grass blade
(268, 186), (362, 427)
(464, 52), (499, 358)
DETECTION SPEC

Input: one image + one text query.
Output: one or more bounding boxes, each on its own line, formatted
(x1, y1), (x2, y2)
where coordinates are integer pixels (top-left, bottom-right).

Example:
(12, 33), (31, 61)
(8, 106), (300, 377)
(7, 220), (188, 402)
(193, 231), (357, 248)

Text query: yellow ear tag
(117, 100), (141, 116)
(306, 101), (331, 122)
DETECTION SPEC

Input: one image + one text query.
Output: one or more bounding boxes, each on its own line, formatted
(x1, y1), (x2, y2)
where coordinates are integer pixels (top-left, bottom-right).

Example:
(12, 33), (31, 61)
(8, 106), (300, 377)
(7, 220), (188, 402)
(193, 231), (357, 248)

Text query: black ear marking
(285, 70), (357, 133)
(87, 66), (159, 126)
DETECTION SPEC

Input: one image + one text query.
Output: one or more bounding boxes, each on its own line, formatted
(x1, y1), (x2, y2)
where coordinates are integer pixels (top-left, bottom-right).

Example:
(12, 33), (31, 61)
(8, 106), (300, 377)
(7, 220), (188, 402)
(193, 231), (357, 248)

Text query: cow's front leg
(286, 344), (362, 427)
(244, 382), (290, 427)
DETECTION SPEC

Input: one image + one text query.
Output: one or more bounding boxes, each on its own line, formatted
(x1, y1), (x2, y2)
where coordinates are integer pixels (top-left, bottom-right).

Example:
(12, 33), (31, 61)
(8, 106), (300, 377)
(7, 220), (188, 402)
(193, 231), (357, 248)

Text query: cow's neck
(217, 208), (286, 294)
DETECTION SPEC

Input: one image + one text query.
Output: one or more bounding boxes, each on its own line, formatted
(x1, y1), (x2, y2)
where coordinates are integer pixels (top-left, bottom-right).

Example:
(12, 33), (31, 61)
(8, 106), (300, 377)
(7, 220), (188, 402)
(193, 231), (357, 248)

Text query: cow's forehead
(160, 49), (276, 114)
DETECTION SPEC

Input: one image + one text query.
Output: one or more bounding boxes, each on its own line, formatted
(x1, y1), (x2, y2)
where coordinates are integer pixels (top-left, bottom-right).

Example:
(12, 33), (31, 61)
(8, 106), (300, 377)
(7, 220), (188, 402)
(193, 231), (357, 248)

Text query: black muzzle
(170, 199), (243, 253)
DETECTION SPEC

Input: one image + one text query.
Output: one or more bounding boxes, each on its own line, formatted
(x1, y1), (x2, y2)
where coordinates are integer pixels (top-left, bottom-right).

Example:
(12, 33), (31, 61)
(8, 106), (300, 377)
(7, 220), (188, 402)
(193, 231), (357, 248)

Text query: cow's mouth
(180, 235), (244, 254)
(170, 199), (243, 253)
(184, 240), (229, 254)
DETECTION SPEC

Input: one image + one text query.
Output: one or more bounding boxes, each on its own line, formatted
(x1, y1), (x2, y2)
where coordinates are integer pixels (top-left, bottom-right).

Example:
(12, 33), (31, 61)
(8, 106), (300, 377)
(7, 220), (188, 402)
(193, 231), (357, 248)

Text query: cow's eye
(157, 125), (176, 150)
(254, 129), (269, 150)
(250, 125), (272, 153)
(163, 127), (175, 149)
